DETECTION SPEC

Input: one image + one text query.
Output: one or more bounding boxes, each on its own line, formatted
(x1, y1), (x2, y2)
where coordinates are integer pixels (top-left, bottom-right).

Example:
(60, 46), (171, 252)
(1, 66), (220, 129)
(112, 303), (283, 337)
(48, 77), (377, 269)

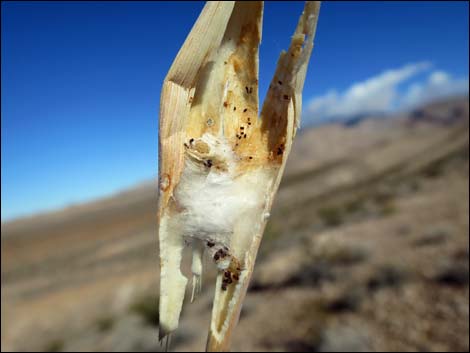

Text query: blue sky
(1, 1), (469, 221)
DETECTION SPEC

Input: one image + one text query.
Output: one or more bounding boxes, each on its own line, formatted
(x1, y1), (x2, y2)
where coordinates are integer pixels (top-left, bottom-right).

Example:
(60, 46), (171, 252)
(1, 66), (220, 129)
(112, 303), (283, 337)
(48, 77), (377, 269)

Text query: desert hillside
(1, 96), (469, 352)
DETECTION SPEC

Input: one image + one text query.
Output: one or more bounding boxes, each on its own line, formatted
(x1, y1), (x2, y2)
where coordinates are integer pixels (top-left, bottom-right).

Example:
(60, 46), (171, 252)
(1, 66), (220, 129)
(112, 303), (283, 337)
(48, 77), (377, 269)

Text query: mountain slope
(1, 96), (468, 352)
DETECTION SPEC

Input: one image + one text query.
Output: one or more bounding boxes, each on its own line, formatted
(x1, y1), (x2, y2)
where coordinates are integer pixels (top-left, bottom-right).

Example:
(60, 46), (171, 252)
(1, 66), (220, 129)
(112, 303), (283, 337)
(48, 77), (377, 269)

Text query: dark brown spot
(224, 271), (231, 278)
(244, 135), (247, 138)
(223, 101), (228, 108)
(236, 267), (241, 271)
(233, 274), (239, 281)
(206, 159), (213, 168)
(248, 122), (251, 125)
(278, 80), (283, 85)
(227, 277), (233, 284)
(249, 156), (253, 160)
(283, 95), (289, 100)
(189, 138), (194, 144)
(233, 107), (236, 111)
(214, 254), (220, 261)
(240, 126), (244, 130)
(221, 284), (227, 291)
(277, 147), (283, 155)
(243, 108), (248, 113)
(238, 136), (242, 140)
(207, 241), (215, 248)
(224, 61), (227, 64)
(184, 143), (189, 148)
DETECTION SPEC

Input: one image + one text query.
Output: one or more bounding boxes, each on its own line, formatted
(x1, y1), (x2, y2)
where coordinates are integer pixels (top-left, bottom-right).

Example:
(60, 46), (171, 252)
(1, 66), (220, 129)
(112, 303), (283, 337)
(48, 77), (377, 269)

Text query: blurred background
(1, 1), (468, 351)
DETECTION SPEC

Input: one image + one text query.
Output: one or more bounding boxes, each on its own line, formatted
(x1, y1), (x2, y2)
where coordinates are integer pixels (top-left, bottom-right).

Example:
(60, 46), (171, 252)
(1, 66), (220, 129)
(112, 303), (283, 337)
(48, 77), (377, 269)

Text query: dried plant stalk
(157, 1), (320, 351)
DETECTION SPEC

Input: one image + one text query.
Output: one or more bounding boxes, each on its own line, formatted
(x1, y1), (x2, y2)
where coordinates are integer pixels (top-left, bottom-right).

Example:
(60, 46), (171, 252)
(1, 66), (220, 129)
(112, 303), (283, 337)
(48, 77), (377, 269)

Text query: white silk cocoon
(174, 133), (266, 248)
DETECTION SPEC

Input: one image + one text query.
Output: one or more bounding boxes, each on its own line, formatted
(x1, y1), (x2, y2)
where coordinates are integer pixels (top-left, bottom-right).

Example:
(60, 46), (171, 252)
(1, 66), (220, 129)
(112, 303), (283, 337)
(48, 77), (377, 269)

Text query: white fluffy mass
(174, 133), (264, 247)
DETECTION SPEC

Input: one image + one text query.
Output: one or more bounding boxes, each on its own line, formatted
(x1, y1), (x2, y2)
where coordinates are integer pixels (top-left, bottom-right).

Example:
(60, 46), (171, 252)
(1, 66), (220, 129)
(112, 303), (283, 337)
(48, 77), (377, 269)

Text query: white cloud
(304, 62), (469, 124)
(401, 70), (469, 109)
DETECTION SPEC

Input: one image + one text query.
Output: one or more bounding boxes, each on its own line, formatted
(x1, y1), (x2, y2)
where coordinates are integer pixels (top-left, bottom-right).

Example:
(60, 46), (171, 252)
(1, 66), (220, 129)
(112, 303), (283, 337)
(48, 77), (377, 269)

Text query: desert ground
(1, 96), (469, 352)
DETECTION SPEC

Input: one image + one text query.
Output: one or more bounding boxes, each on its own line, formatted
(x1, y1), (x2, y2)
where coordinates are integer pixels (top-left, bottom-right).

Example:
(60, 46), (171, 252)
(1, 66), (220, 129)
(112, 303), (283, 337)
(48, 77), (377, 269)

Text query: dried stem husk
(157, 1), (321, 351)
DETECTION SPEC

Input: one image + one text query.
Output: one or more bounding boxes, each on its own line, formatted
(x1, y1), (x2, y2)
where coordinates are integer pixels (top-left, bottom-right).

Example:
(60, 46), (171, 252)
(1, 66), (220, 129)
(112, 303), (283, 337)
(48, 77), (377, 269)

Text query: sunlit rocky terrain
(2, 96), (468, 352)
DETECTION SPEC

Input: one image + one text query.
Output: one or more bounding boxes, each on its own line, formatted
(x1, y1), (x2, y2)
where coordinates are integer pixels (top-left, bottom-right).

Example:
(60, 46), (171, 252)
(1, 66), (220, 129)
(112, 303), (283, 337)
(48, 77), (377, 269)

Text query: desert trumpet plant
(157, 1), (320, 351)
